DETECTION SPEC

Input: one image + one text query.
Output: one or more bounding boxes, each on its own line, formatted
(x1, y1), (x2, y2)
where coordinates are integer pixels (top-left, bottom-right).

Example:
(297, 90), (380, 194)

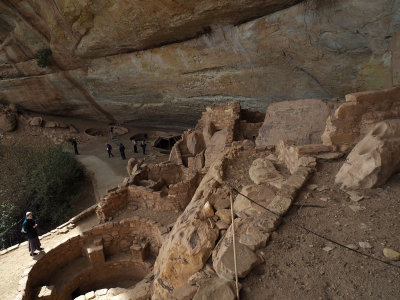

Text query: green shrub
(0, 145), (85, 248)
(35, 48), (52, 68)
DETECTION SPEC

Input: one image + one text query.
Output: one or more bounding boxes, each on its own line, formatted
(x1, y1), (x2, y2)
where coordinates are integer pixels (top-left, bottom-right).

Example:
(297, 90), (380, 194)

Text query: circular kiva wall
(20, 217), (167, 300)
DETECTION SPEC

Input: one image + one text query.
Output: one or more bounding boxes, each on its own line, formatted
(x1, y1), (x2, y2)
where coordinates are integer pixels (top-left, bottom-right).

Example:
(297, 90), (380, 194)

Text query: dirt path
(0, 215), (99, 300)
(76, 155), (125, 199)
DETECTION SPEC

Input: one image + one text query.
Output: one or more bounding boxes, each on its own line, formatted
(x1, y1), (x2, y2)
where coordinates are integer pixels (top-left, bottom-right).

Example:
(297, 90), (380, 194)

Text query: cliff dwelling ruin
(0, 0), (400, 300)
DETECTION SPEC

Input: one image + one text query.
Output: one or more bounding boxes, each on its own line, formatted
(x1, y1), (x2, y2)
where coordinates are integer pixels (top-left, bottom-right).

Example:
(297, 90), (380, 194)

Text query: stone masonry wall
(20, 217), (166, 300)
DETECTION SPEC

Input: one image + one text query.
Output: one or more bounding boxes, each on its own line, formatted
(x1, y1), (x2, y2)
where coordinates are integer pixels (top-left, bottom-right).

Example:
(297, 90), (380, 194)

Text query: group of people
(70, 127), (148, 160)
(107, 127), (147, 160)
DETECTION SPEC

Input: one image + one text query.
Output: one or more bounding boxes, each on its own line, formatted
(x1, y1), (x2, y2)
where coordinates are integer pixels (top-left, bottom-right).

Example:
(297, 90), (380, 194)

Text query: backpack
(21, 220), (27, 234)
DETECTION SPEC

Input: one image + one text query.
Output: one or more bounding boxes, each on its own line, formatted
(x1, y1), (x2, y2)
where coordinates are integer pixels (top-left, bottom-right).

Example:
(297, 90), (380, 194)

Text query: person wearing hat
(23, 212), (43, 256)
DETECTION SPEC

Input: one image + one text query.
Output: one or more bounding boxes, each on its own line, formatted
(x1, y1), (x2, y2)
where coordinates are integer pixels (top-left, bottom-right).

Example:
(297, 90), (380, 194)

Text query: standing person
(71, 139), (79, 155)
(114, 137), (120, 146)
(141, 140), (147, 155)
(23, 212), (43, 256)
(110, 126), (114, 140)
(106, 143), (114, 158)
(119, 143), (126, 160)
(132, 138), (138, 153)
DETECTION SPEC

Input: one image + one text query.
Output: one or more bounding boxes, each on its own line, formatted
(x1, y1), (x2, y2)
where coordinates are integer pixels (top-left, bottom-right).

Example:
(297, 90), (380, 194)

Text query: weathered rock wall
(0, 0), (399, 124)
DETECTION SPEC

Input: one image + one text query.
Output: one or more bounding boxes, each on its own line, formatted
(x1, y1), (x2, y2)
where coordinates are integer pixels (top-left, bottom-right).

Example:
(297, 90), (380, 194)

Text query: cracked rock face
(0, 0), (399, 124)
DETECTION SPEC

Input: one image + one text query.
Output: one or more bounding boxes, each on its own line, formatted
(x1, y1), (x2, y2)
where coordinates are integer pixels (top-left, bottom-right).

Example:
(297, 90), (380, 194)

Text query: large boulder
(335, 119), (400, 189)
(0, 113), (17, 132)
(153, 199), (219, 299)
(256, 99), (338, 147)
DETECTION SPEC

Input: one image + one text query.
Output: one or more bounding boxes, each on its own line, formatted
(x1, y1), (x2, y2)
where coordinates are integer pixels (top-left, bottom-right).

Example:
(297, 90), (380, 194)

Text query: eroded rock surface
(153, 198), (219, 299)
(336, 119), (400, 189)
(0, 1), (398, 124)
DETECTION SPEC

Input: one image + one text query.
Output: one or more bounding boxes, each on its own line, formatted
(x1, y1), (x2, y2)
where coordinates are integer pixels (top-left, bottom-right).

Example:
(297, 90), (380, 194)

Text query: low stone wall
(19, 217), (167, 300)
(70, 204), (98, 224)
(96, 187), (129, 222)
(97, 163), (204, 221)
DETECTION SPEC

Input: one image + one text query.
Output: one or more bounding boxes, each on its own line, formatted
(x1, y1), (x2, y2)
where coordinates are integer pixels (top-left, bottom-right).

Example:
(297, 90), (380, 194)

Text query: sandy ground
(242, 160), (400, 299)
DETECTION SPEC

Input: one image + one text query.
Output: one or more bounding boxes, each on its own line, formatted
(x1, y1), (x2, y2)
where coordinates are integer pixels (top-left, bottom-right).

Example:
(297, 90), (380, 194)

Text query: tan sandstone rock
(186, 131), (206, 156)
(335, 119), (400, 189)
(153, 199), (219, 298)
(204, 128), (230, 167)
(383, 248), (400, 261)
(0, 1), (397, 124)
(213, 239), (259, 281)
(212, 216), (275, 280)
(126, 158), (138, 176)
(216, 209), (232, 225)
(276, 141), (317, 174)
(248, 158), (283, 186)
(322, 86), (400, 152)
(193, 278), (238, 300)
(256, 99), (338, 147)
(233, 185), (276, 217)
(37, 285), (56, 299)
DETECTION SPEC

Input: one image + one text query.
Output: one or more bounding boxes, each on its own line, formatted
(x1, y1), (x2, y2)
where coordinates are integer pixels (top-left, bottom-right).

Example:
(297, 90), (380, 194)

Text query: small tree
(35, 48), (52, 68)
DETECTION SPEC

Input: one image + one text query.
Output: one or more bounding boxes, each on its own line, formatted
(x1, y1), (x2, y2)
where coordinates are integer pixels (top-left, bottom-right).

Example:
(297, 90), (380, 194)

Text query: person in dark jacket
(119, 143), (126, 160)
(141, 140), (146, 155)
(23, 212), (43, 256)
(131, 138), (138, 153)
(106, 143), (114, 158)
(71, 139), (79, 155)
